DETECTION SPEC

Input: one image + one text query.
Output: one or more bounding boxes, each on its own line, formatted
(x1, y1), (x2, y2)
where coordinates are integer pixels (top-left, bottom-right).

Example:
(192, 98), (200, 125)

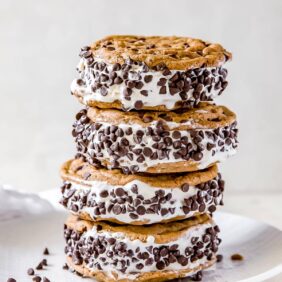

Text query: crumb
(231, 253), (244, 261)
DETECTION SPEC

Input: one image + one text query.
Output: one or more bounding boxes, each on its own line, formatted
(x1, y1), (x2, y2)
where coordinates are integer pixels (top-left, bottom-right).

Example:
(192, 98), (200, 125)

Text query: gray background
(0, 0), (281, 193)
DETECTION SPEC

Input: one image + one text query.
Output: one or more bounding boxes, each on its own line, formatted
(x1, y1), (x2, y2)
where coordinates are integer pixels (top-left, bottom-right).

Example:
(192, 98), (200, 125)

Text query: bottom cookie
(64, 214), (220, 282)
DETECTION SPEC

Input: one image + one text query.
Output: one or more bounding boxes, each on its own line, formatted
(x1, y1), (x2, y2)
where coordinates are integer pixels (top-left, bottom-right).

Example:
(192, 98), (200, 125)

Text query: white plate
(0, 211), (281, 282)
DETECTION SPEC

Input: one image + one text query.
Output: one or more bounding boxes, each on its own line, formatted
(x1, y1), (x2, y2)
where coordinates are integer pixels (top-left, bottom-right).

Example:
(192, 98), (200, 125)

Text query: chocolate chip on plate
(27, 268), (35, 275)
(43, 248), (49, 255)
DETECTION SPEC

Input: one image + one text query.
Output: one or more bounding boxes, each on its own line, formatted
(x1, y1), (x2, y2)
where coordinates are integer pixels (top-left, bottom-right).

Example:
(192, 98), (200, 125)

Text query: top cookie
(71, 35), (232, 111)
(87, 35), (231, 70)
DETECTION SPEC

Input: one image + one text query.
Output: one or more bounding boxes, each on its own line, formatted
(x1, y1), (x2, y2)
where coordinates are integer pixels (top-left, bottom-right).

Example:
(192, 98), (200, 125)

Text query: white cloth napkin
(0, 184), (55, 222)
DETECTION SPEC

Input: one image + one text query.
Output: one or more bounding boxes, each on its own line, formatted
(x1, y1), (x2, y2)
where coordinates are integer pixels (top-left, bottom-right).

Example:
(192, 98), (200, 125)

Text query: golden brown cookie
(64, 214), (220, 281)
(71, 35), (232, 111)
(72, 103), (238, 174)
(60, 159), (224, 225)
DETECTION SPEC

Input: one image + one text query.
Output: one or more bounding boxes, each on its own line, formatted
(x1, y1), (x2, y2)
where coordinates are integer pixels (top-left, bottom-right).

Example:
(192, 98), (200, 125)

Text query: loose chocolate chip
(181, 183), (190, 192)
(144, 75), (153, 83)
(192, 271), (203, 281)
(7, 279), (16, 282)
(216, 254), (223, 262)
(41, 259), (47, 266)
(33, 277), (42, 282)
(43, 278), (50, 282)
(36, 263), (43, 270)
(62, 263), (69, 270)
(43, 248), (49, 255)
(27, 268), (35, 275)
(134, 100), (143, 110)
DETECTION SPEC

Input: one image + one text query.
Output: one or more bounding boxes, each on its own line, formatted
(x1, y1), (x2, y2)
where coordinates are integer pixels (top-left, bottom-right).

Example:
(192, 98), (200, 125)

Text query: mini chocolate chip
(36, 262), (43, 270)
(172, 131), (181, 139)
(208, 205), (216, 213)
(131, 184), (138, 194)
(107, 238), (116, 245)
(129, 213), (138, 219)
(41, 259), (47, 266)
(43, 278), (50, 282)
(143, 116), (153, 123)
(169, 87), (179, 95)
(216, 254), (223, 262)
(100, 190), (109, 198)
(112, 204), (122, 215)
(136, 263), (144, 270)
(27, 268), (35, 275)
(143, 147), (153, 157)
(183, 206), (190, 214)
(192, 152), (203, 161)
(32, 277), (42, 282)
(7, 279), (17, 282)
(157, 78), (167, 86)
(144, 75), (153, 83)
(140, 90), (148, 96)
(136, 205), (146, 215)
(115, 188), (125, 197)
(43, 248), (49, 255)
(156, 261), (165, 270)
(123, 87), (132, 97)
(114, 77), (123, 84)
(145, 258), (154, 265)
(159, 86), (166, 94)
(134, 100), (143, 110)
(62, 263), (69, 270)
(181, 183), (190, 192)
(160, 247), (168, 257)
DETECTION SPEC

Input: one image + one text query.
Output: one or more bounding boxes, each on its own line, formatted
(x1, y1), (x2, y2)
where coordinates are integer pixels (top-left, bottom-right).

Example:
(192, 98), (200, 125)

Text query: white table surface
(223, 192), (282, 282)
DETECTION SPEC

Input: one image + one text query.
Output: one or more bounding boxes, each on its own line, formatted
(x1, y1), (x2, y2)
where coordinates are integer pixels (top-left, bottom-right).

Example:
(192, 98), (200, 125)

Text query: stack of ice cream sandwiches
(60, 35), (238, 281)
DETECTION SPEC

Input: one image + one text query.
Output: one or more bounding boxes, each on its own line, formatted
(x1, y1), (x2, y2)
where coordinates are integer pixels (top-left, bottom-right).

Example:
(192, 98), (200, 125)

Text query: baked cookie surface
(72, 104), (238, 174)
(64, 214), (220, 281)
(71, 35), (232, 111)
(60, 159), (224, 225)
